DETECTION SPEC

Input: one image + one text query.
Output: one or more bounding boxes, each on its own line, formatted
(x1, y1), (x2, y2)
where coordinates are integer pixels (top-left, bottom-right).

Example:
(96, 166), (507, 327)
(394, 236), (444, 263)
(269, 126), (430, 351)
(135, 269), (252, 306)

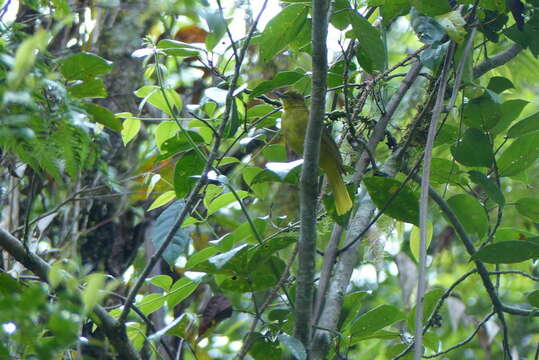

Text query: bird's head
(275, 90), (307, 109)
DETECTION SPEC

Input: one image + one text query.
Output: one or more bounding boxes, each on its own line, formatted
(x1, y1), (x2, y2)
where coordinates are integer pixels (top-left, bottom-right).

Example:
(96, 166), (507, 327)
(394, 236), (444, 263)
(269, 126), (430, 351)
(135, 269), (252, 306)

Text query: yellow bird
(278, 91), (352, 215)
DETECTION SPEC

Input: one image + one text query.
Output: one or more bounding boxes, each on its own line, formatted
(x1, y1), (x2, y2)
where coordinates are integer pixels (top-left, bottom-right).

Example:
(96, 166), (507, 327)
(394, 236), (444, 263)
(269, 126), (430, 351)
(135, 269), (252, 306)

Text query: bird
(277, 90), (352, 215)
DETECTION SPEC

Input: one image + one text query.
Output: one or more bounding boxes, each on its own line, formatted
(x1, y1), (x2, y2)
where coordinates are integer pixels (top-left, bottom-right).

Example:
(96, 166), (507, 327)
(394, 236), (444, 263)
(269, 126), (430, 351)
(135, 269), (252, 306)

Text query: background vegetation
(0, 0), (538, 359)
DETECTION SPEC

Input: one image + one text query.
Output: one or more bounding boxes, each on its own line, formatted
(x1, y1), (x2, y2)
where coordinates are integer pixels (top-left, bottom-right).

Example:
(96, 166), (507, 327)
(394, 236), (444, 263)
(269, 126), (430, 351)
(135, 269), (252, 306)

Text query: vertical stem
(294, 0), (331, 349)
(414, 44), (454, 359)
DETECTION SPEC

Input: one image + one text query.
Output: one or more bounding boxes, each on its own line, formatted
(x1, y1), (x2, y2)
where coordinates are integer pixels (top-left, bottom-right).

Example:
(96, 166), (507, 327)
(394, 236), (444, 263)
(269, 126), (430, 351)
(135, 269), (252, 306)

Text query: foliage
(1, 0), (539, 359)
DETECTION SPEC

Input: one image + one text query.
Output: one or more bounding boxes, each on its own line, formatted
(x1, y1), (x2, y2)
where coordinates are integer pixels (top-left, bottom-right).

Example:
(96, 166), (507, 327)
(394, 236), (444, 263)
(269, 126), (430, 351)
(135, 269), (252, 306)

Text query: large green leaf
(278, 334), (306, 360)
(349, 305), (405, 340)
(156, 39), (202, 57)
(490, 99), (529, 135)
(516, 197), (539, 222)
(462, 92), (501, 130)
(447, 194), (489, 239)
(364, 177), (419, 225)
(151, 200), (191, 265)
(411, 0), (451, 16)
(472, 241), (539, 264)
(407, 288), (445, 332)
(174, 150), (205, 199)
(135, 85), (182, 116)
(451, 128), (493, 167)
(68, 79), (107, 99)
(507, 112), (539, 138)
(60, 52), (113, 81)
(250, 71), (306, 98)
(348, 10), (386, 73)
(260, 4), (309, 63)
(82, 103), (122, 132)
(497, 132), (539, 177)
(468, 171), (505, 206)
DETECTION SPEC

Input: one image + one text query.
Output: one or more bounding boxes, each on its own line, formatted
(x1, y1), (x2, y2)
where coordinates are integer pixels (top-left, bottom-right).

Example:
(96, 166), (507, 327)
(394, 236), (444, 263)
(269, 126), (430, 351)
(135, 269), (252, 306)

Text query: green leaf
(380, 0), (411, 26)
(203, 10), (227, 51)
(121, 117), (141, 145)
(468, 171), (505, 206)
(151, 200), (191, 265)
(436, 11), (467, 43)
(148, 275), (173, 291)
(260, 4), (309, 63)
(207, 191), (250, 216)
(250, 71), (306, 98)
(174, 150), (205, 199)
(135, 85), (182, 116)
(82, 103), (122, 132)
(409, 222), (434, 262)
(8, 30), (49, 88)
(251, 160), (303, 185)
(247, 236), (295, 272)
(263, 144), (288, 162)
(527, 290), (539, 307)
(340, 291), (369, 330)
(191, 244), (249, 273)
(250, 334), (283, 360)
(497, 132), (539, 177)
(243, 167), (269, 199)
(148, 191), (176, 211)
(430, 158), (466, 185)
(507, 112), (539, 138)
(157, 39), (202, 56)
(491, 99), (529, 135)
(451, 128), (493, 167)
(462, 93), (501, 130)
(214, 255), (285, 292)
(68, 79), (107, 98)
(350, 305), (405, 340)
(166, 278), (198, 308)
(186, 246), (220, 270)
(472, 241), (539, 264)
(278, 334), (306, 360)
(137, 293), (165, 316)
(447, 194), (489, 239)
(331, 0), (351, 30)
(364, 177), (419, 225)
(407, 288), (444, 332)
(60, 52), (113, 81)
(81, 273), (106, 314)
(487, 76), (514, 93)
(348, 10), (386, 73)
(411, 0), (451, 16)
(516, 197), (539, 222)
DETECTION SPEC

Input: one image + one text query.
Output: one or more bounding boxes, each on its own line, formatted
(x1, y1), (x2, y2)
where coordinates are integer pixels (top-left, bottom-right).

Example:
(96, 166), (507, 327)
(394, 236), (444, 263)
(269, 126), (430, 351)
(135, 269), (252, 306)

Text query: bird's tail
(327, 170), (353, 215)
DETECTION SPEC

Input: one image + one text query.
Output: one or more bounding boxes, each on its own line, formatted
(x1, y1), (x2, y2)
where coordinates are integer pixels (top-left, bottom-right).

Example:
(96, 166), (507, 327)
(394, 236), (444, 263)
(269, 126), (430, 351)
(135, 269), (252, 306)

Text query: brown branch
(294, 0), (331, 349)
(473, 43), (523, 79)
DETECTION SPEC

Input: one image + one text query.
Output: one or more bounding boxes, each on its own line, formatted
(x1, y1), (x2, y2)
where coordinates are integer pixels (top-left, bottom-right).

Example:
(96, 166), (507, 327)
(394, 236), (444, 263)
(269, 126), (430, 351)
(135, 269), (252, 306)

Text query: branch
(0, 227), (141, 360)
(294, 0), (331, 348)
(473, 43), (523, 79)
(414, 176), (513, 358)
(415, 41), (454, 360)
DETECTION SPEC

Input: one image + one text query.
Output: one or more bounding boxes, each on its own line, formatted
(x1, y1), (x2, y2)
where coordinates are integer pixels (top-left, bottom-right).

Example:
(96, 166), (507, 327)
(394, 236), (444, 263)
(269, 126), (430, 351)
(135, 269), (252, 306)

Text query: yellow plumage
(279, 91), (352, 215)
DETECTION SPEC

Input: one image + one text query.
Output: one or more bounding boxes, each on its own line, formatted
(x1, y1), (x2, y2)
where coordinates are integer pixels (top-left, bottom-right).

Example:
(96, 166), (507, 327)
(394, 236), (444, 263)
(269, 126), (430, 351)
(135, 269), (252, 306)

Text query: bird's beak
(274, 91), (287, 98)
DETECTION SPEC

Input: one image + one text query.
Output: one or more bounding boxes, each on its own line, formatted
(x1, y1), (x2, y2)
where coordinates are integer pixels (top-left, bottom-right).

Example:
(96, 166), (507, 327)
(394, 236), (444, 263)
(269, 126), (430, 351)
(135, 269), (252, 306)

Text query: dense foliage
(0, 0), (538, 359)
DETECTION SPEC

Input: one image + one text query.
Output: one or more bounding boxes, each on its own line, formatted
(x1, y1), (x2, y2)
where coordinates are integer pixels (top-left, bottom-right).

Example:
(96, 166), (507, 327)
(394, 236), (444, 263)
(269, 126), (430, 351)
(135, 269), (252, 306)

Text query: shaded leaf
(350, 305), (405, 340)
(468, 171), (505, 205)
(60, 52), (112, 81)
(151, 200), (191, 265)
(451, 128), (493, 167)
(364, 177), (419, 225)
(250, 71), (306, 98)
(447, 194), (489, 239)
(278, 334), (306, 360)
(82, 103), (122, 132)
(260, 4), (309, 63)
(507, 112), (539, 138)
(516, 197), (539, 222)
(348, 10), (386, 73)
(497, 132), (539, 177)
(472, 240), (539, 263)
